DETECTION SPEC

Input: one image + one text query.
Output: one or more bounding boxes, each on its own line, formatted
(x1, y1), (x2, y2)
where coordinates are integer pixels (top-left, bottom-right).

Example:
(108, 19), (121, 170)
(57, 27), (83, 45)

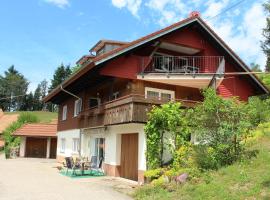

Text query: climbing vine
(144, 102), (189, 169)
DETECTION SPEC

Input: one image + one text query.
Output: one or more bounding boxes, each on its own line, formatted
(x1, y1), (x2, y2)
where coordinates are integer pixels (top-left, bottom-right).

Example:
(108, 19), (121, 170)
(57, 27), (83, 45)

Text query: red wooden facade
(44, 16), (269, 131)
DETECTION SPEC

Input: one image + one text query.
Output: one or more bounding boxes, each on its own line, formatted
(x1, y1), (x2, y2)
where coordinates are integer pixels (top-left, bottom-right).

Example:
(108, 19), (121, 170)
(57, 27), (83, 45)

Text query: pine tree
(262, 1), (270, 72)
(0, 66), (28, 111)
(49, 63), (72, 91)
(33, 84), (42, 110)
(250, 63), (262, 72)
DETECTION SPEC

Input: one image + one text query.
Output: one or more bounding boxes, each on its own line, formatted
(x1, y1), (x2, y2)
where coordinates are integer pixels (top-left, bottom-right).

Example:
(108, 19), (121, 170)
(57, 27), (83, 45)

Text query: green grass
(134, 125), (270, 200)
(5, 111), (57, 123)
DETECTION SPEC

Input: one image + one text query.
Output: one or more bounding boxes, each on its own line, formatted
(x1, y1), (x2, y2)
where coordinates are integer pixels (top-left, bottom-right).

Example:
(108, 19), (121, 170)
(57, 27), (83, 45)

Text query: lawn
(5, 111), (57, 123)
(134, 124), (270, 200)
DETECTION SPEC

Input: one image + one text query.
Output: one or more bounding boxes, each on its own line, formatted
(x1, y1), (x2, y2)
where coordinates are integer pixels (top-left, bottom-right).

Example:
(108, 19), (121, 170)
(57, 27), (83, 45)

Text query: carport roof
(13, 123), (57, 137)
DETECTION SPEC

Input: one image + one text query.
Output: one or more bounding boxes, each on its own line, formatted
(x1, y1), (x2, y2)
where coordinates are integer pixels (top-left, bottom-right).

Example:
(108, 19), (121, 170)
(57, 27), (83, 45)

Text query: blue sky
(0, 0), (267, 92)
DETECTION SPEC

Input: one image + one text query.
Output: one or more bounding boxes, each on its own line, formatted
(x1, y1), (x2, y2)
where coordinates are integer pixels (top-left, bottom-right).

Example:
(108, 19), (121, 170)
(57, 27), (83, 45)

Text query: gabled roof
(13, 123), (57, 137)
(44, 16), (269, 103)
(89, 39), (129, 53)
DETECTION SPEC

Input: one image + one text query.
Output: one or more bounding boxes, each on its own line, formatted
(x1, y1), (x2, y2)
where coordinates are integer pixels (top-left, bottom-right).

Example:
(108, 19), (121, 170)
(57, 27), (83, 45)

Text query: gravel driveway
(0, 154), (134, 200)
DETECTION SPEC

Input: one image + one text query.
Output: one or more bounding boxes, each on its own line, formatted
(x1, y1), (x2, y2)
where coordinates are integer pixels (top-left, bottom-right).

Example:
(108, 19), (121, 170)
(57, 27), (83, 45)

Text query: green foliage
(262, 1), (270, 72)
(189, 88), (252, 168)
(0, 66), (29, 111)
(172, 144), (195, 170)
(144, 168), (164, 180)
(49, 63), (72, 91)
(134, 124), (270, 200)
(246, 96), (270, 127)
(3, 112), (39, 158)
(71, 64), (82, 74)
(144, 102), (190, 169)
(258, 73), (270, 89)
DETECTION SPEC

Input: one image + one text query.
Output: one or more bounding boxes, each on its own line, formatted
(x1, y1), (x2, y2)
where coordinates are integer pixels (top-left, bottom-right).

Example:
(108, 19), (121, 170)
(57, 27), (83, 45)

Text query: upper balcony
(137, 55), (225, 89)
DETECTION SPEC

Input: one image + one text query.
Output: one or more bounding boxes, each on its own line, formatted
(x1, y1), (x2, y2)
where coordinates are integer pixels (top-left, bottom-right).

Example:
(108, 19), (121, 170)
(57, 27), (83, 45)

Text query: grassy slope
(135, 125), (270, 200)
(5, 111), (57, 123)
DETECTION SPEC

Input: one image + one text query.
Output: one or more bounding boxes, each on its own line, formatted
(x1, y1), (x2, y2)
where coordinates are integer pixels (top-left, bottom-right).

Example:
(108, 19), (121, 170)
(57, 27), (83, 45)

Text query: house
(0, 109), (19, 149)
(13, 123), (57, 158)
(43, 14), (269, 183)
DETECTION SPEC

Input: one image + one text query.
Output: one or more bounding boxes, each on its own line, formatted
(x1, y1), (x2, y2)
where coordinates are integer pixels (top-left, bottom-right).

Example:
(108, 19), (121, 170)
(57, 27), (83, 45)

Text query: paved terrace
(0, 154), (134, 200)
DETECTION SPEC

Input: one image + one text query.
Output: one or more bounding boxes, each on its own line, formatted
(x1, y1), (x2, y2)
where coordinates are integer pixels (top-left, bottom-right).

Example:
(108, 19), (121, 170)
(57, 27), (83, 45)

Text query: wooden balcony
(78, 94), (200, 128)
(138, 56), (225, 89)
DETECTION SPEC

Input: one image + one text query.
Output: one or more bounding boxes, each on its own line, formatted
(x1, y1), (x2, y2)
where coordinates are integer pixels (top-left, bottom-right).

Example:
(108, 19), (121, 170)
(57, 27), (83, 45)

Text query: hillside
(4, 111), (57, 123)
(135, 124), (270, 200)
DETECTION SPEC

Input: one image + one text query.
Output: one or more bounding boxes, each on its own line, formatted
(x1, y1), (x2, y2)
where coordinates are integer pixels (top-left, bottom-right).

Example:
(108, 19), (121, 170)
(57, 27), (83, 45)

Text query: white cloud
(110, 0), (267, 68)
(146, 0), (189, 26)
(44, 0), (70, 9)
(208, 2), (266, 68)
(112, 0), (142, 17)
(203, 0), (229, 18)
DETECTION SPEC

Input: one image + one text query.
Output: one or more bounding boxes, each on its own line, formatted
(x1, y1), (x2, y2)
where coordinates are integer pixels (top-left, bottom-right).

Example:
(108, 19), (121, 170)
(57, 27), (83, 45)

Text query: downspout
(60, 85), (83, 157)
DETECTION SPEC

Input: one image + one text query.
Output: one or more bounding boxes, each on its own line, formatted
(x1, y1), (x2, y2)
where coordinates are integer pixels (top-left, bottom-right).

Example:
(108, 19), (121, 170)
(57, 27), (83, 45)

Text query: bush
(3, 112), (39, 158)
(246, 97), (270, 127)
(194, 145), (219, 170)
(144, 168), (165, 181)
(18, 112), (39, 124)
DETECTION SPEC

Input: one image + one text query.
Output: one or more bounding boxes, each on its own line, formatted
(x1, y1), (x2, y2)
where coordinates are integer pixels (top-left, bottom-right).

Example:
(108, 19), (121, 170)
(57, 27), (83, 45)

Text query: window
(89, 98), (101, 108)
(72, 138), (80, 153)
(74, 99), (82, 117)
(60, 138), (66, 153)
(62, 105), (67, 121)
(145, 87), (175, 101)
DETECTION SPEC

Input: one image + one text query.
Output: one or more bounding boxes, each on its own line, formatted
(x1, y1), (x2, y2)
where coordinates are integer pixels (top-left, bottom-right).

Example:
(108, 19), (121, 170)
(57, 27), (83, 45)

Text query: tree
(0, 66), (28, 111)
(71, 64), (82, 74)
(33, 84), (42, 110)
(262, 1), (270, 72)
(189, 88), (251, 168)
(250, 63), (262, 72)
(49, 63), (72, 91)
(20, 92), (34, 111)
(39, 79), (48, 110)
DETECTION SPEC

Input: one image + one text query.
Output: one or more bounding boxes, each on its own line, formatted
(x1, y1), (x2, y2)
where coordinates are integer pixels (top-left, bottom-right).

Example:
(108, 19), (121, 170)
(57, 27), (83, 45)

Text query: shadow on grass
(262, 180), (270, 188)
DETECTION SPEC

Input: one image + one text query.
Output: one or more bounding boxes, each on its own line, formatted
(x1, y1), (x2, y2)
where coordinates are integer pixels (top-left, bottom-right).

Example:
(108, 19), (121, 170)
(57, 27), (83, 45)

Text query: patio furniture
(64, 157), (81, 176)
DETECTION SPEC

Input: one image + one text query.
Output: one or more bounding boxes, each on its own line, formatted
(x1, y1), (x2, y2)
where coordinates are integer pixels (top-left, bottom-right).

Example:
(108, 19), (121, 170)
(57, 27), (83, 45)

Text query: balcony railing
(140, 56), (225, 74)
(77, 94), (201, 128)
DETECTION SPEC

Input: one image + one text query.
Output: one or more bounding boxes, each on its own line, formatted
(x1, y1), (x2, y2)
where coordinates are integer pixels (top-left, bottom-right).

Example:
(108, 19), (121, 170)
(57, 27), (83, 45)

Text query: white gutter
(60, 85), (82, 157)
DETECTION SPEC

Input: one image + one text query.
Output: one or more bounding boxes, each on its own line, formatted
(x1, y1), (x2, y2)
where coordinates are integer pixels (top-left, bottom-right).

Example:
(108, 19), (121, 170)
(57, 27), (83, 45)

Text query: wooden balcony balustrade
(78, 94), (200, 128)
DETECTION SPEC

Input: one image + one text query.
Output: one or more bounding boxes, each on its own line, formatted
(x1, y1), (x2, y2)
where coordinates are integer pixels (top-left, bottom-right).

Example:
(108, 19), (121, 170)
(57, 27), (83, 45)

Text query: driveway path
(0, 154), (133, 200)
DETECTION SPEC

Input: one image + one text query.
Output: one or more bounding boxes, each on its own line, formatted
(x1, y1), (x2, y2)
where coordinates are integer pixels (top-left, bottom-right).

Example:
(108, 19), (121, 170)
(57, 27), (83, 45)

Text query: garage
(25, 137), (47, 158)
(13, 123), (57, 159)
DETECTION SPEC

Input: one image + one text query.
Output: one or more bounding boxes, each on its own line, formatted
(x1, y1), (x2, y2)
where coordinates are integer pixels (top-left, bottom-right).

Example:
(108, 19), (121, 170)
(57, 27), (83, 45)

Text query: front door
(120, 133), (138, 181)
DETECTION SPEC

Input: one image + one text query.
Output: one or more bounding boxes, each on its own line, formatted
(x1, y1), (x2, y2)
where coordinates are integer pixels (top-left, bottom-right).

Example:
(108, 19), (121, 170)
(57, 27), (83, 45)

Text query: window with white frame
(72, 138), (80, 153)
(60, 138), (66, 153)
(62, 105), (67, 121)
(145, 87), (175, 101)
(74, 99), (82, 117)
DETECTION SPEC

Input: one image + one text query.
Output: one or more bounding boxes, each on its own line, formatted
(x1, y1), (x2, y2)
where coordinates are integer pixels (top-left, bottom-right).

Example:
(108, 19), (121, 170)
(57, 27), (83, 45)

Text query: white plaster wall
(82, 123), (146, 170)
(19, 137), (26, 157)
(57, 129), (80, 157)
